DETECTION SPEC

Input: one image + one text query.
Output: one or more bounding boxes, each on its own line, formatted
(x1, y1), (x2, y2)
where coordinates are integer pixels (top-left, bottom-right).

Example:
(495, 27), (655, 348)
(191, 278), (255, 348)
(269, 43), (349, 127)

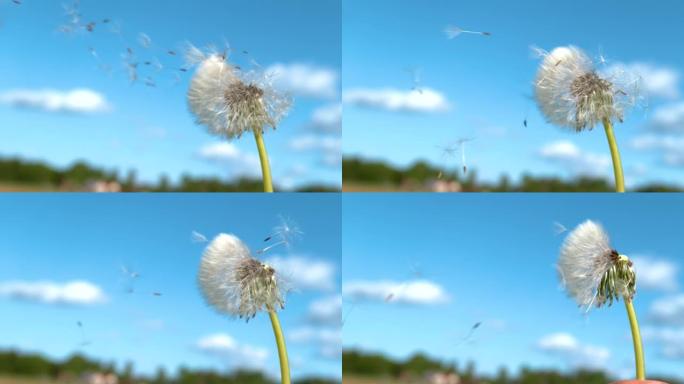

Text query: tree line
(0, 156), (337, 192)
(0, 349), (338, 384)
(342, 157), (683, 192)
(342, 349), (682, 384)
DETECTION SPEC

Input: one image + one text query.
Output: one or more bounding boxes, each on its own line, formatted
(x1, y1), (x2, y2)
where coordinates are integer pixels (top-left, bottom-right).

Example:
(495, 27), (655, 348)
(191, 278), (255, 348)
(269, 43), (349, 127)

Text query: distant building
(81, 372), (119, 384)
(426, 371), (461, 384)
(84, 180), (122, 193)
(428, 179), (462, 192)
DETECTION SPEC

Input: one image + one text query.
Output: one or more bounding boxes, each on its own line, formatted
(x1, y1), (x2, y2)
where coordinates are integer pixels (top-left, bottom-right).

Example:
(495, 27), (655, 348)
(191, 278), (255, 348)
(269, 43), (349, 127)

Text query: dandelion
(186, 45), (292, 192)
(534, 46), (641, 192)
(557, 220), (645, 380)
(198, 233), (291, 384)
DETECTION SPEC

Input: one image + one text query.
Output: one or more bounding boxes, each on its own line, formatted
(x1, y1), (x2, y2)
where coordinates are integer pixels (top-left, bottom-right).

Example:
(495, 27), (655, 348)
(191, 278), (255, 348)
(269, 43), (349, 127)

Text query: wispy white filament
(198, 234), (285, 319)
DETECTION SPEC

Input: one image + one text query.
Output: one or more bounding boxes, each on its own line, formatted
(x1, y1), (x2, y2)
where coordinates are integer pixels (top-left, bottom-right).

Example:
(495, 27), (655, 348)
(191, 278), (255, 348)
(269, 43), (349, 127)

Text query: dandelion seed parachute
(198, 234), (285, 320)
(534, 46), (639, 131)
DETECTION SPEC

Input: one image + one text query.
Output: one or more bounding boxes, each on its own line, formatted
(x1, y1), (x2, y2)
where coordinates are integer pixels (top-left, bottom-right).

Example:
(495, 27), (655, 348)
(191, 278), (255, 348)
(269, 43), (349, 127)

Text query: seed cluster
(570, 72), (617, 131)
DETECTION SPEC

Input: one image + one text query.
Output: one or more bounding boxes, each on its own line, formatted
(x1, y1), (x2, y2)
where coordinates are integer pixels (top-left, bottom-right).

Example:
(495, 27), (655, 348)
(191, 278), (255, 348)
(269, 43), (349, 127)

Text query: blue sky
(0, 193), (342, 380)
(0, 0), (341, 189)
(343, 0), (684, 188)
(343, 194), (684, 380)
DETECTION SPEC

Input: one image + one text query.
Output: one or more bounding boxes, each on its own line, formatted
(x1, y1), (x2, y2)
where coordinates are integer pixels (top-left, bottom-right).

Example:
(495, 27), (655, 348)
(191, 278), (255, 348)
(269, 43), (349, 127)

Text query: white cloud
(0, 280), (106, 306)
(197, 142), (260, 176)
(265, 256), (336, 292)
(646, 102), (684, 133)
(289, 135), (341, 168)
(643, 326), (684, 359)
(196, 333), (268, 367)
(288, 326), (341, 360)
(631, 134), (684, 166)
(0, 88), (110, 113)
(290, 135), (341, 152)
(631, 256), (678, 291)
(310, 103), (342, 133)
(537, 333), (610, 369)
(343, 87), (450, 113)
(539, 140), (611, 176)
(266, 63), (338, 99)
(650, 294), (684, 326)
(605, 62), (679, 99)
(343, 279), (450, 305)
(308, 295), (341, 325)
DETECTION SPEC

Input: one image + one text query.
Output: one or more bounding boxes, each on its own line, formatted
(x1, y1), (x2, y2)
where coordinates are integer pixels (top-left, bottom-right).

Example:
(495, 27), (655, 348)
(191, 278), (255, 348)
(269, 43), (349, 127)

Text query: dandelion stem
(268, 310), (290, 384)
(624, 299), (645, 380)
(602, 118), (625, 192)
(253, 129), (273, 192)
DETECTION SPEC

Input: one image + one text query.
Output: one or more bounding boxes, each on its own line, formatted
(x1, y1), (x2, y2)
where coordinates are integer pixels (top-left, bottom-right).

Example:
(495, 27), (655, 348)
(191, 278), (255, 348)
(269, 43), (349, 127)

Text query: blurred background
(342, 0), (684, 192)
(342, 194), (684, 383)
(0, 194), (341, 383)
(0, 0), (341, 192)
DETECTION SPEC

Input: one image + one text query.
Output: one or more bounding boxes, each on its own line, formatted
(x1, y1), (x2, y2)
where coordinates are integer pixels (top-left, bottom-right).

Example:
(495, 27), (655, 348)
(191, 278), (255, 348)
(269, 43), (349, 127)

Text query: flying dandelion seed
(597, 46), (610, 67)
(138, 32), (152, 49)
(553, 221), (568, 235)
(120, 265), (140, 293)
(436, 143), (459, 179)
(455, 321), (483, 346)
(76, 321), (92, 347)
(144, 76), (156, 87)
(444, 25), (491, 39)
(455, 138), (474, 174)
(342, 299), (357, 326)
(191, 230), (208, 243)
(258, 216), (303, 254)
(386, 262), (425, 302)
(404, 67), (423, 94)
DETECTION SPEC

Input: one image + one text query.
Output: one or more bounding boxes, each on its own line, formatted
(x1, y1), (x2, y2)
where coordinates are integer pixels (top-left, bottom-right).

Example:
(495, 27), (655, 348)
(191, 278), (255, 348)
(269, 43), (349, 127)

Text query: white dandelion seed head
(187, 47), (292, 140)
(558, 220), (636, 310)
(198, 234), (286, 320)
(534, 46), (640, 131)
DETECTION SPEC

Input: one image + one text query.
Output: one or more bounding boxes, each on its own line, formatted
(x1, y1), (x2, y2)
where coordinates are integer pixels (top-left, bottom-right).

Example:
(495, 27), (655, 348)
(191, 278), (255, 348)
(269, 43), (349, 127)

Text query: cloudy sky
(343, 194), (684, 380)
(0, 194), (341, 380)
(343, 0), (684, 187)
(0, 0), (341, 189)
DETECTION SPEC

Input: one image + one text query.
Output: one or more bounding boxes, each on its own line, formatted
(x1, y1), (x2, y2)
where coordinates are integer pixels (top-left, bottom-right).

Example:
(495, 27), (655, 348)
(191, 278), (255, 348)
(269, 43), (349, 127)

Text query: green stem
(624, 299), (645, 380)
(268, 310), (290, 384)
(602, 118), (625, 193)
(254, 129), (274, 193)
